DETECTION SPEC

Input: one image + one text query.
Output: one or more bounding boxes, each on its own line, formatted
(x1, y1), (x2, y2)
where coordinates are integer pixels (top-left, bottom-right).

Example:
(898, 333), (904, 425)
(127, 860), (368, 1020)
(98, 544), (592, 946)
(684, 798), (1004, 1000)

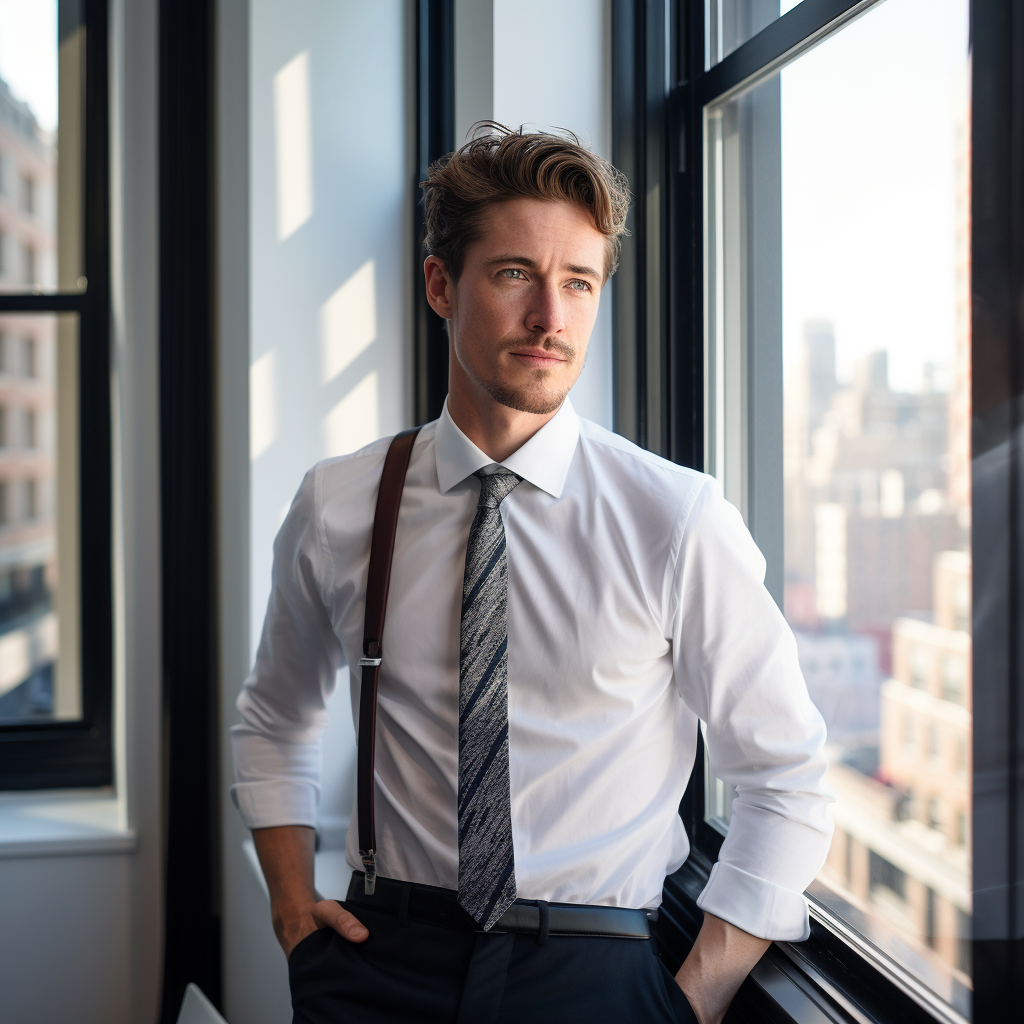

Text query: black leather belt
(346, 873), (653, 939)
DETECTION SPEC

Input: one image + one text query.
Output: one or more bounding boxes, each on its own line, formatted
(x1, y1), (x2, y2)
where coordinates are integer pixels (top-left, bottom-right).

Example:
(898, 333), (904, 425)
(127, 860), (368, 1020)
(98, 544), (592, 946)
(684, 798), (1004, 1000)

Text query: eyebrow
(484, 254), (603, 280)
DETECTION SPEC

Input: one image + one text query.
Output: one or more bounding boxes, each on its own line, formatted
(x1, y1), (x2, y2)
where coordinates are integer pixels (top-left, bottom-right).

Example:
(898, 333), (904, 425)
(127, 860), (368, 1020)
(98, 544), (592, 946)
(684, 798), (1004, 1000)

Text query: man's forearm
(675, 912), (771, 1024)
(252, 825), (368, 956)
(252, 825), (319, 950)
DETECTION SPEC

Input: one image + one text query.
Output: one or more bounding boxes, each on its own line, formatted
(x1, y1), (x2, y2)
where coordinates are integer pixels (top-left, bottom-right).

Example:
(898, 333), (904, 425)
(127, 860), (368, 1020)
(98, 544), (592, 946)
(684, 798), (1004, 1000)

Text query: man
(232, 126), (833, 1024)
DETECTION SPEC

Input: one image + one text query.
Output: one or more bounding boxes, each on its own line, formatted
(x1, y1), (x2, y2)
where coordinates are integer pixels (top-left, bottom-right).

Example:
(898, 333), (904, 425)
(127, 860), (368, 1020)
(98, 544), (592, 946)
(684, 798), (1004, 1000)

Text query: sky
(780, 0), (970, 393)
(0, 0), (57, 132)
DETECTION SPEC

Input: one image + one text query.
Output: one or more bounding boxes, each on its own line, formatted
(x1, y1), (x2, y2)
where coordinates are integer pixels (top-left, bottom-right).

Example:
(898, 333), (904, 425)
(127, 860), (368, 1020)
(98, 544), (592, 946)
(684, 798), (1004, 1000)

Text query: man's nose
(525, 282), (566, 336)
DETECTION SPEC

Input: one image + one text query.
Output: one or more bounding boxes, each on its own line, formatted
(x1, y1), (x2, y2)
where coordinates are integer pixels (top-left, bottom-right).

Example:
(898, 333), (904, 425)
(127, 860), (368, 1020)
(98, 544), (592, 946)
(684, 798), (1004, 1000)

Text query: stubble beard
(474, 337), (582, 416)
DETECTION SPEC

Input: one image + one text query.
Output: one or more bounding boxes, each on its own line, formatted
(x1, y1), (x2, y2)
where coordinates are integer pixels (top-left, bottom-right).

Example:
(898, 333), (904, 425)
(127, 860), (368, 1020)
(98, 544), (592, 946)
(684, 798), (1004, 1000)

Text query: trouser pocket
(657, 959), (699, 1024)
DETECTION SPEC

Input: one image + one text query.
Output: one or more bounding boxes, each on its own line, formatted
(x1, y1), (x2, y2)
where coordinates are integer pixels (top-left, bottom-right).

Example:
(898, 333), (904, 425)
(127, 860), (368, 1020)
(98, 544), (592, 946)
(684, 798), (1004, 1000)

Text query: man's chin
(482, 378), (569, 416)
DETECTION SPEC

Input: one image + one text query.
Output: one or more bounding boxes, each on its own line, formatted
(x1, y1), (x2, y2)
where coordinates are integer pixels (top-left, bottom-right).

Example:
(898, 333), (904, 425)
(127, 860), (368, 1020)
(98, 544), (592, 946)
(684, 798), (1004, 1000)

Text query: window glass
(0, 312), (78, 723)
(704, 0), (802, 69)
(0, 0), (84, 293)
(703, 0), (971, 1016)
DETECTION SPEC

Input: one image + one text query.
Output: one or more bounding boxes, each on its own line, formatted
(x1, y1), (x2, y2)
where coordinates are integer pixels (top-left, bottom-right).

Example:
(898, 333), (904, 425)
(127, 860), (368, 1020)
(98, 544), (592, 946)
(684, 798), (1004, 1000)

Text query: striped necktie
(458, 467), (521, 930)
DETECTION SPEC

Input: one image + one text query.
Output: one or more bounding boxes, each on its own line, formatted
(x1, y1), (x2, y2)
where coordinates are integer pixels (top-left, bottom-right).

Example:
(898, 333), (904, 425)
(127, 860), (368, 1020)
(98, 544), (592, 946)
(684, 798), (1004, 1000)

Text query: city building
(818, 550), (972, 1013)
(0, 74), (57, 718)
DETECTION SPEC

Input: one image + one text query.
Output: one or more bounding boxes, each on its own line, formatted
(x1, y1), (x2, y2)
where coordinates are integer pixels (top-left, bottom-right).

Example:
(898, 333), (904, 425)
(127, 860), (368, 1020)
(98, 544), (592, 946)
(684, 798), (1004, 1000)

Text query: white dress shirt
(232, 399), (833, 940)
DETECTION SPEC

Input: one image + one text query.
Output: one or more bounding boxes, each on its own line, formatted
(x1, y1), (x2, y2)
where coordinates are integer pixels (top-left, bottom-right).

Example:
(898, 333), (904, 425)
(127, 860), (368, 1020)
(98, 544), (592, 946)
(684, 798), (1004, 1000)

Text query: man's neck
(445, 381), (560, 464)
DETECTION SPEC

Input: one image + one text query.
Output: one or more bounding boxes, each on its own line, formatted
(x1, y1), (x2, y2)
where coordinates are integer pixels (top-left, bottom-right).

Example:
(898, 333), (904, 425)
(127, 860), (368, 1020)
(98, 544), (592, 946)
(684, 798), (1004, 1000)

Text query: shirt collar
(435, 397), (580, 499)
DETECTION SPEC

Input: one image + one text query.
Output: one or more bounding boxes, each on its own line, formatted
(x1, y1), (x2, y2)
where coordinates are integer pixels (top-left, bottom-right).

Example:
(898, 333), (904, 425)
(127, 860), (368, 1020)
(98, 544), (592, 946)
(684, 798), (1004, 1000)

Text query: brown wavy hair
(421, 123), (631, 282)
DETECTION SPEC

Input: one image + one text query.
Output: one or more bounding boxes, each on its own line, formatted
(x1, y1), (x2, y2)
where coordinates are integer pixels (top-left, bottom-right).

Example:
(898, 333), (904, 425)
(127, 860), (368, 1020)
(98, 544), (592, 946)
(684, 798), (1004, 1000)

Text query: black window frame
(413, 0), (455, 425)
(0, 0), (113, 791)
(614, 0), (1024, 1021)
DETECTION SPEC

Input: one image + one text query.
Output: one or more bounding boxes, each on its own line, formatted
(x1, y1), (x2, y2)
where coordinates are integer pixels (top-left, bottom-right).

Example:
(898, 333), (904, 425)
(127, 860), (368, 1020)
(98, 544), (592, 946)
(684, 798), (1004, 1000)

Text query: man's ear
(424, 256), (454, 319)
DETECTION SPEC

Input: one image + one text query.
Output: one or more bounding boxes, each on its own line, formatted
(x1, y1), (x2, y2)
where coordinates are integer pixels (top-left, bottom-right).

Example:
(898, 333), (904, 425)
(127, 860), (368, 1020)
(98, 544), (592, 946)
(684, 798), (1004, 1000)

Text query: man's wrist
(675, 912), (771, 1024)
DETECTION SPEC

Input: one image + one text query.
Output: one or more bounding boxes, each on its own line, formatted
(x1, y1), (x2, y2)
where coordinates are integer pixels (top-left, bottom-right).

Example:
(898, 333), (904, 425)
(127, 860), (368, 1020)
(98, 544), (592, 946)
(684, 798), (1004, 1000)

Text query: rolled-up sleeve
(230, 466), (344, 830)
(668, 480), (834, 941)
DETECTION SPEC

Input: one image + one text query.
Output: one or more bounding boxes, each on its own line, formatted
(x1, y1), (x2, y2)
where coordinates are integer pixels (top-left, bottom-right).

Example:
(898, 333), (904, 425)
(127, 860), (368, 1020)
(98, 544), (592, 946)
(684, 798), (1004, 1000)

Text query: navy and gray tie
(458, 467), (522, 930)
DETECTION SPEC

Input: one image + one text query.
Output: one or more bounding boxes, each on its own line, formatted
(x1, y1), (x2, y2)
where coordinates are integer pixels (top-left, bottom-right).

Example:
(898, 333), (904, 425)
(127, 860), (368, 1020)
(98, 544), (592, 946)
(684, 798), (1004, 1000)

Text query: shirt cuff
(696, 861), (810, 941)
(230, 780), (319, 831)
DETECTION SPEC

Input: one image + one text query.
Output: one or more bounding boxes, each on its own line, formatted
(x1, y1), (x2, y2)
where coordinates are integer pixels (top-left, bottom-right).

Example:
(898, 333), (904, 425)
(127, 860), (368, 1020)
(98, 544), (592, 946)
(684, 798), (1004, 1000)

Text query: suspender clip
(358, 657), (382, 667)
(361, 849), (377, 894)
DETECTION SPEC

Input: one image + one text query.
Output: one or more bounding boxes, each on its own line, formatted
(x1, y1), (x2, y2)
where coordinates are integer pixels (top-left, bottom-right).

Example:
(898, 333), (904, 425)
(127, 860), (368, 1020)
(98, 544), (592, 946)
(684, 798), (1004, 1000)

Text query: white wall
(221, 3), (412, 1021)
(0, 1), (164, 1021)
(454, 0), (614, 430)
(248, 0), (411, 846)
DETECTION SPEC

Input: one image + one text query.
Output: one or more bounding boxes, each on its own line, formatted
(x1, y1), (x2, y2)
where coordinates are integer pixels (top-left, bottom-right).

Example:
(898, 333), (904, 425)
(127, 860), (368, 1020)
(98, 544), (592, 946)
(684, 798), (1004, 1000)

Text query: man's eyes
(498, 269), (592, 293)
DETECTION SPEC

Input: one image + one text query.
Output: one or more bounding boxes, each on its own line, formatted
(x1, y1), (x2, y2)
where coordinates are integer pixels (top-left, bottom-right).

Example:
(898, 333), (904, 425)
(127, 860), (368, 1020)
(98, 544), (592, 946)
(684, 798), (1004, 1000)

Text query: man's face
(435, 198), (606, 416)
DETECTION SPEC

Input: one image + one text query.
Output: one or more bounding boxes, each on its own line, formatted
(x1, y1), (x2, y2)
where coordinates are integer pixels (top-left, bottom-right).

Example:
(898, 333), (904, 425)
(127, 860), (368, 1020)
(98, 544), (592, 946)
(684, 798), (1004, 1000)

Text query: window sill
(657, 855), (948, 1024)
(0, 788), (136, 858)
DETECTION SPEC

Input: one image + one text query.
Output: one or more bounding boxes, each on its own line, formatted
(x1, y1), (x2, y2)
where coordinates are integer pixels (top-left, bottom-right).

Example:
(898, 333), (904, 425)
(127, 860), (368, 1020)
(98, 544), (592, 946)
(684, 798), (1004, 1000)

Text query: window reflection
(702, 0), (972, 1016)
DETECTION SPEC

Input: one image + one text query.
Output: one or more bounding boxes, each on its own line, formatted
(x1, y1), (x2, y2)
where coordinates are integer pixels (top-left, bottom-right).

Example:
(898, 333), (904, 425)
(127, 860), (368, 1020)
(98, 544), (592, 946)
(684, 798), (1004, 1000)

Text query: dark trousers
(288, 885), (697, 1024)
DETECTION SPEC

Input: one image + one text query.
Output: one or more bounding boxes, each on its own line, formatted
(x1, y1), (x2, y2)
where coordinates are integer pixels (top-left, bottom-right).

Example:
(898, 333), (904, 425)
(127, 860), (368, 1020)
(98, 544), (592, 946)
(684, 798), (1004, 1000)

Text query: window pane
(0, 0), (84, 293)
(0, 313), (78, 723)
(703, 0), (971, 1016)
(704, 0), (802, 70)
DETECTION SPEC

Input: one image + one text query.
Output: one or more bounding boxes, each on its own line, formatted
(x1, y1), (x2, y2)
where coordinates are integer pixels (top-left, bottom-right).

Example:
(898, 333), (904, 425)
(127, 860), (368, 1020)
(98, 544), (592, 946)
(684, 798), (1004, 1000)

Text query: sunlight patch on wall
(323, 371), (380, 457)
(274, 50), (313, 240)
(250, 350), (278, 460)
(321, 259), (377, 383)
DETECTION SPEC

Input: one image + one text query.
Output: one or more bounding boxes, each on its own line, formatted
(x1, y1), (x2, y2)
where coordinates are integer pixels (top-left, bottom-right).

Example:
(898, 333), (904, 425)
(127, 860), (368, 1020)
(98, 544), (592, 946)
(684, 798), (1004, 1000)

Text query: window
(0, 1), (112, 788)
(22, 242), (35, 288)
(23, 477), (37, 520)
(870, 850), (907, 901)
(697, 0), (973, 1015)
(22, 408), (36, 450)
(611, 0), (1024, 1020)
(704, 0), (803, 68)
(22, 336), (36, 378)
(20, 172), (34, 216)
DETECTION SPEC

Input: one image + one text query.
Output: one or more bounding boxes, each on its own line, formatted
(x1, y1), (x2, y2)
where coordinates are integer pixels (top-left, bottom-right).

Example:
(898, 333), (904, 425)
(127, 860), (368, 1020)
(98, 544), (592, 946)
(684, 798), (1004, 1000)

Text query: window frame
(0, 0), (113, 791)
(614, 0), (1024, 1021)
(413, 0), (455, 425)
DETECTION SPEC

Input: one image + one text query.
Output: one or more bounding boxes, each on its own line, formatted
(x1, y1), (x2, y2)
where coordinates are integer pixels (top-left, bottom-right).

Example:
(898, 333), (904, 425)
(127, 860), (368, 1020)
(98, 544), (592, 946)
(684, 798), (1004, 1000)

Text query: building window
(21, 243), (35, 287)
(21, 408), (35, 450)
(870, 851), (907, 901)
(0, 1), (112, 788)
(20, 172), (33, 215)
(21, 336), (35, 378)
(23, 478), (36, 520)
(941, 652), (966, 705)
(926, 887), (937, 949)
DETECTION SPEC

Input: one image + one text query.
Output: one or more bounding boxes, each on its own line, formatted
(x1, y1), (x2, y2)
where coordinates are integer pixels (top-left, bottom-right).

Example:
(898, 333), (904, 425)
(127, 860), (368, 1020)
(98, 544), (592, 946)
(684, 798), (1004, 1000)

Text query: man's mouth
(508, 348), (569, 368)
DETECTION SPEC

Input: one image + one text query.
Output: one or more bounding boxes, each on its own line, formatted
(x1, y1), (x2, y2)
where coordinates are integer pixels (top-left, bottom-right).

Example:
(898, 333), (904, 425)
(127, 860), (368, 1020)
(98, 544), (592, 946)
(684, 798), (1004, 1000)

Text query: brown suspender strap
(357, 426), (421, 894)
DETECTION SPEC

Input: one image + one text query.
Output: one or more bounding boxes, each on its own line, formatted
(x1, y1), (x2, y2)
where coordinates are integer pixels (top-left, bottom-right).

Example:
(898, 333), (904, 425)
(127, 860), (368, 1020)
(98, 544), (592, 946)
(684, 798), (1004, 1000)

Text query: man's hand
(274, 896), (369, 959)
(674, 912), (770, 1024)
(252, 825), (369, 959)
